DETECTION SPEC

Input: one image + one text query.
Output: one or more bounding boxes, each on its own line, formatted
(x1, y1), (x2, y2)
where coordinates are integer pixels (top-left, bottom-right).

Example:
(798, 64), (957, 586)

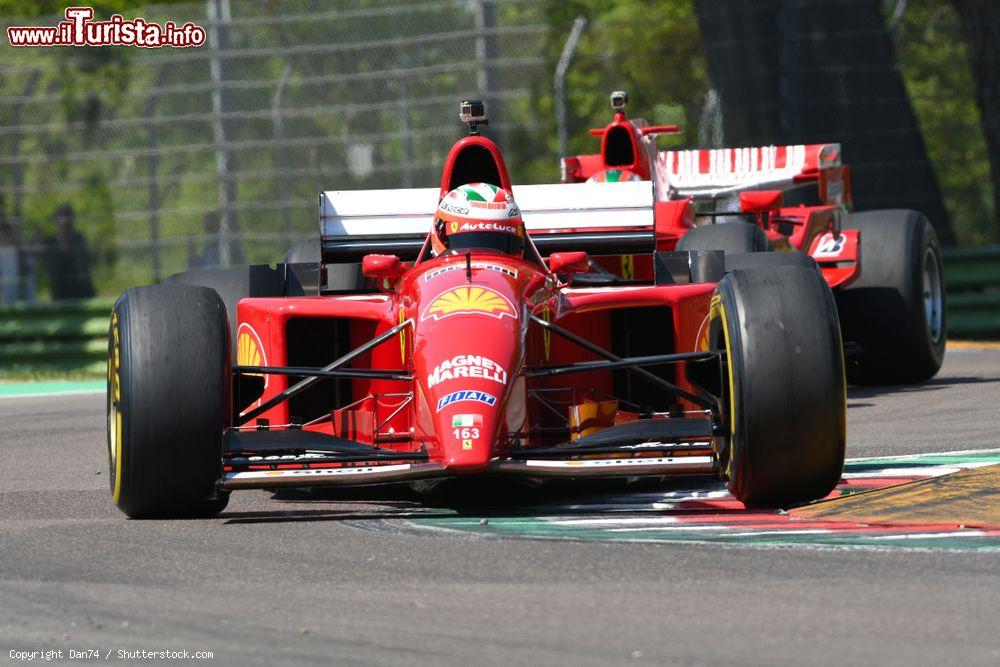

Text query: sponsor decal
(621, 440), (712, 450)
(239, 453), (329, 462)
(428, 355), (507, 388)
(469, 201), (508, 211)
(455, 221), (519, 234)
(436, 390), (496, 411)
(422, 286), (516, 322)
(452, 414), (483, 427)
(540, 306), (552, 361)
(237, 324), (268, 383)
(813, 232), (846, 258)
(439, 202), (470, 216)
(621, 254), (634, 280)
(424, 263), (517, 282)
(398, 307), (407, 363)
(237, 323), (269, 413)
(661, 145), (808, 189)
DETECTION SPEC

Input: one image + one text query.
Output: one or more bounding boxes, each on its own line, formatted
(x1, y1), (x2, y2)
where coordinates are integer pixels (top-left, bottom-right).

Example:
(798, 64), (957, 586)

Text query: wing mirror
(548, 251), (590, 276)
(739, 190), (784, 214)
(362, 254), (404, 283)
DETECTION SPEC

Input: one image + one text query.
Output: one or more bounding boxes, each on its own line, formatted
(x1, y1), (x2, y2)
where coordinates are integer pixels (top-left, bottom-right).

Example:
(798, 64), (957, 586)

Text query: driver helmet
(431, 183), (524, 257)
(587, 168), (642, 183)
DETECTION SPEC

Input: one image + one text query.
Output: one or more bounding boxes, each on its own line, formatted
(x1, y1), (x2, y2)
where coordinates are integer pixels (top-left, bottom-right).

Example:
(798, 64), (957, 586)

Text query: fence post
(272, 63), (293, 243)
(555, 17), (588, 159)
(207, 0), (237, 266)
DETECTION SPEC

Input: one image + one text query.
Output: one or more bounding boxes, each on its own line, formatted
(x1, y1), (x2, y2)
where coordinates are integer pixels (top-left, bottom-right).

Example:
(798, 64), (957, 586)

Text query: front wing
(219, 418), (719, 491)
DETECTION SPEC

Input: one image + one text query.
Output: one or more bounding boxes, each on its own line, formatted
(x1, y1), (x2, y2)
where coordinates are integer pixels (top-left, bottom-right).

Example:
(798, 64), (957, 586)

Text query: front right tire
(709, 265), (846, 506)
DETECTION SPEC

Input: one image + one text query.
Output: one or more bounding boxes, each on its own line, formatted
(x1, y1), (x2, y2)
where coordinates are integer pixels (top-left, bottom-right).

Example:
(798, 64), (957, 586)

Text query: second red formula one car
(107, 101), (846, 519)
(563, 91), (946, 385)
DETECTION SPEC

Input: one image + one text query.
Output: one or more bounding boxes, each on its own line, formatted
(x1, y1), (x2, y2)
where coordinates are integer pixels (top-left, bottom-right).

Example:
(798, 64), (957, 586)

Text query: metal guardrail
(0, 245), (997, 375)
(943, 245), (1000, 338)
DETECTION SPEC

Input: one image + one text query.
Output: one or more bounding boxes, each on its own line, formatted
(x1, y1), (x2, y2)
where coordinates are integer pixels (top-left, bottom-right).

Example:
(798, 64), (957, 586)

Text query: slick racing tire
(836, 210), (945, 385)
(724, 250), (817, 273)
(108, 285), (230, 518)
(709, 265), (846, 506)
(676, 222), (773, 255)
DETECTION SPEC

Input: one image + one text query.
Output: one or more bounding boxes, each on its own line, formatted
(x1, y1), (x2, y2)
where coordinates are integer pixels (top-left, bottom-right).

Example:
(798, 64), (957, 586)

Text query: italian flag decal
(452, 414), (483, 427)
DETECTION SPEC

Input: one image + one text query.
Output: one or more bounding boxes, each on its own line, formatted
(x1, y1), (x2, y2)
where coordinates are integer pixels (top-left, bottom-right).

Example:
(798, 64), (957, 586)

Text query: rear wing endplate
(320, 181), (655, 261)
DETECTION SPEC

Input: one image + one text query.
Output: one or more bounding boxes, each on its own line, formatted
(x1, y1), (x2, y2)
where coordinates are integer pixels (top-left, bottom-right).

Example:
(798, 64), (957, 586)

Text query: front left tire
(108, 285), (230, 518)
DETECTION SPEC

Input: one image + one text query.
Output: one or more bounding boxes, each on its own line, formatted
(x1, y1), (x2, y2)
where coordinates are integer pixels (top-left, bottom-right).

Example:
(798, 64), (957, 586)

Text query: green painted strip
(846, 453), (1000, 469)
(417, 517), (1000, 551)
(404, 450), (1000, 550)
(0, 380), (105, 398)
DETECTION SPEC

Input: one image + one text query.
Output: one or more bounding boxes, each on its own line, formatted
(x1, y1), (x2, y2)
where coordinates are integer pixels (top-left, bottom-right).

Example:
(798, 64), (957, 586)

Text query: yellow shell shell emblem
(540, 306), (552, 361)
(399, 307), (407, 363)
(421, 286), (516, 322)
(237, 324), (267, 380)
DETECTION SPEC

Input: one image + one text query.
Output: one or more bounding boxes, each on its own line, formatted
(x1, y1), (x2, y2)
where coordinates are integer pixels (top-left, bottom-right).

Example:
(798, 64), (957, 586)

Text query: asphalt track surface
(2, 349), (1000, 666)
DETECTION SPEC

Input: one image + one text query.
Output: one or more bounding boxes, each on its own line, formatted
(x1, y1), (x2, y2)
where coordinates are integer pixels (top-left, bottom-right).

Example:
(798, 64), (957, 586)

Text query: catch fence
(0, 0), (996, 305)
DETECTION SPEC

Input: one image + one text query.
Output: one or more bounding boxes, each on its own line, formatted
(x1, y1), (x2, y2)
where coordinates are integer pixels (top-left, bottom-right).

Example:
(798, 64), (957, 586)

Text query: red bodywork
(235, 255), (714, 470)
(562, 106), (861, 290)
(226, 133), (718, 486)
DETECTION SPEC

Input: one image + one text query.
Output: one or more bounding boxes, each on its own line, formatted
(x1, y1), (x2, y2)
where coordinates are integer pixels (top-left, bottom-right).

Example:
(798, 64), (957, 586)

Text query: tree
(693, 0), (954, 244)
(952, 0), (1000, 240)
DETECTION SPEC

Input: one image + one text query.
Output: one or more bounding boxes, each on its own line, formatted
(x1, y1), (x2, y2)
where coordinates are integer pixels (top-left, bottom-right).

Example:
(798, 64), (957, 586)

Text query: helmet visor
(445, 231), (524, 256)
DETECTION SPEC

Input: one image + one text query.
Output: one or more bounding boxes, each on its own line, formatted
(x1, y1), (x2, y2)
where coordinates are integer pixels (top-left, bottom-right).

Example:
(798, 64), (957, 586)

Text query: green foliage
(0, 0), (190, 18)
(893, 0), (996, 244)
(0, 0), (995, 303)
(509, 0), (708, 184)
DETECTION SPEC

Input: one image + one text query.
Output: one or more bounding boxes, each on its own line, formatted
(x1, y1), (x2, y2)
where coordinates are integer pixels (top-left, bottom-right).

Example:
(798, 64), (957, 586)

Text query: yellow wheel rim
(109, 312), (124, 503)
(709, 294), (737, 480)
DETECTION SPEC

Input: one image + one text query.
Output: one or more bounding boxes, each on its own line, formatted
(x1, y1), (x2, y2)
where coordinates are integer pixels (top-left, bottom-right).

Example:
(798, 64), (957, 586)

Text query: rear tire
(108, 285), (230, 518)
(836, 210), (945, 385)
(163, 266), (283, 358)
(677, 222), (773, 254)
(709, 266), (846, 506)
(284, 239), (321, 265)
(724, 250), (817, 273)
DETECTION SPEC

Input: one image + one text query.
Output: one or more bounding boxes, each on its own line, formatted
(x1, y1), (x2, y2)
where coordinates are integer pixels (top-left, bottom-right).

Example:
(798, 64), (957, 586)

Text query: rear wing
(656, 143), (845, 201)
(320, 181), (655, 261)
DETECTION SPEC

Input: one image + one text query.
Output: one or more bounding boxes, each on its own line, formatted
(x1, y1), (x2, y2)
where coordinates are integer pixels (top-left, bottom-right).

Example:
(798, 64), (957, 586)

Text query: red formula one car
(563, 91), (945, 385)
(107, 101), (845, 519)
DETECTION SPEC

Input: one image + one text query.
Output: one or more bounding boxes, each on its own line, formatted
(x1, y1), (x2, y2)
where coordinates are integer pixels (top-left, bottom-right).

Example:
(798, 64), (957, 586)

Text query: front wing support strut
(236, 318), (414, 426)
(528, 314), (714, 409)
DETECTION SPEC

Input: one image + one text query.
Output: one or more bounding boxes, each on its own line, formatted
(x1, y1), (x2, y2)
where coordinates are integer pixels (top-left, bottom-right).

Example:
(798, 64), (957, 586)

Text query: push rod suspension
(237, 318), (413, 426)
(528, 314), (714, 409)
(234, 365), (411, 381)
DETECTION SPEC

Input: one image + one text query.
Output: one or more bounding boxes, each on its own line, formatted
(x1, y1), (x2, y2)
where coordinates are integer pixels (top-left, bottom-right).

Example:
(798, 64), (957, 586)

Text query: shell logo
(421, 286), (516, 322)
(237, 324), (267, 383)
(540, 306), (551, 361)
